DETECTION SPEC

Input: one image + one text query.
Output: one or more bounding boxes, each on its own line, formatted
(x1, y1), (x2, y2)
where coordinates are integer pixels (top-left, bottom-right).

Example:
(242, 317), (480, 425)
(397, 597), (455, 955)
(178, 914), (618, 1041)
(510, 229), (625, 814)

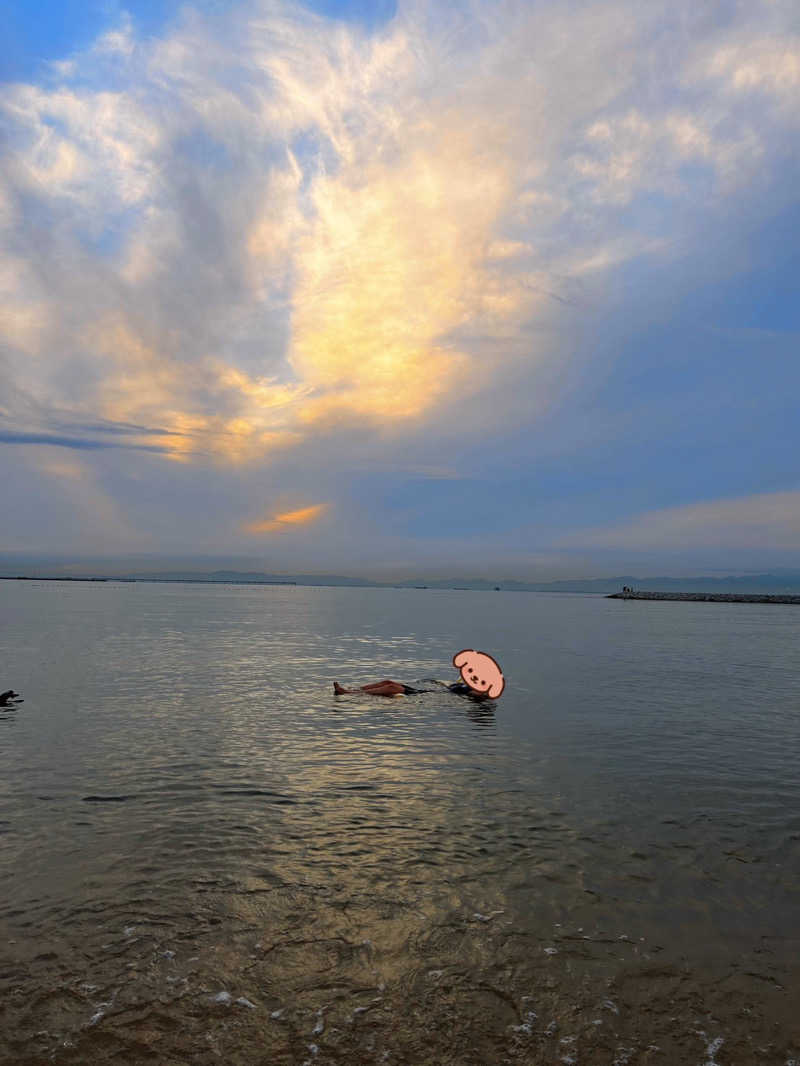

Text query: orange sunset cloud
(243, 503), (330, 534)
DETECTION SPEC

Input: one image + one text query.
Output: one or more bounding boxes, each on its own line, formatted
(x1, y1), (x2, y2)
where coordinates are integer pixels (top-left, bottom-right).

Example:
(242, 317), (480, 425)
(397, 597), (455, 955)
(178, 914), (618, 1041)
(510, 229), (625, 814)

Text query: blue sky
(0, 0), (398, 82)
(1, 0), (798, 578)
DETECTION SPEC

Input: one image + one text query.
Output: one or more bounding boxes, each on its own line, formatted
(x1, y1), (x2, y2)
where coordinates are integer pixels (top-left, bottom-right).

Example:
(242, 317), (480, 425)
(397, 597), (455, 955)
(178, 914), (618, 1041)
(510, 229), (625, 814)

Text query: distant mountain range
(4, 568), (800, 594)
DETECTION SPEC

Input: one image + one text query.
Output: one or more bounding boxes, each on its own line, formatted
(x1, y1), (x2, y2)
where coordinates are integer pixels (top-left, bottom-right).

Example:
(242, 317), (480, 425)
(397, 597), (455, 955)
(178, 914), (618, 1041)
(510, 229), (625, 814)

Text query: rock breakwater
(607, 591), (800, 604)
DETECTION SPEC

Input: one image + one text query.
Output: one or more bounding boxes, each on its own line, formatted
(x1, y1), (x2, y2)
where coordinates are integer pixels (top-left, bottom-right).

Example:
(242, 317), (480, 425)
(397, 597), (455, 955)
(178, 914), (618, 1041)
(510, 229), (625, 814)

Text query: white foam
(702, 1034), (724, 1065)
(511, 1010), (538, 1035)
(210, 991), (231, 1005)
(123, 926), (136, 937)
(87, 997), (114, 1027)
(312, 1007), (326, 1036)
(602, 1000), (619, 1014)
(236, 997), (257, 1009)
(161, 950), (175, 959)
(271, 1008), (285, 1019)
(544, 947), (558, 955)
(472, 910), (505, 922)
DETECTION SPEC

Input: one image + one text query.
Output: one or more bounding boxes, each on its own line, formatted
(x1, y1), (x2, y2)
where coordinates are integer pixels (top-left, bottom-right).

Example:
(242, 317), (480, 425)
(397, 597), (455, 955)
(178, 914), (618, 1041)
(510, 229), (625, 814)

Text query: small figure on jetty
(0, 689), (22, 706)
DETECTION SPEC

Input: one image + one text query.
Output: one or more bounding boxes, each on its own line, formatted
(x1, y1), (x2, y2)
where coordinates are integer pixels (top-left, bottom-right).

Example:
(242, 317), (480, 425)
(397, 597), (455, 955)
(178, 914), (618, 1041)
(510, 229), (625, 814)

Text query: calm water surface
(1, 582), (799, 1065)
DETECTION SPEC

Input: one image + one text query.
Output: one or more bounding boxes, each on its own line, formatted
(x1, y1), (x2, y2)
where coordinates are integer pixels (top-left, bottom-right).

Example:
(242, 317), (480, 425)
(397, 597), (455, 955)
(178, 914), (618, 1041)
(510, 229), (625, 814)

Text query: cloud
(0, 429), (168, 451)
(7, 448), (156, 553)
(0, 0), (798, 566)
(243, 502), (330, 534)
(1, 0), (794, 473)
(689, 33), (800, 109)
(559, 490), (800, 552)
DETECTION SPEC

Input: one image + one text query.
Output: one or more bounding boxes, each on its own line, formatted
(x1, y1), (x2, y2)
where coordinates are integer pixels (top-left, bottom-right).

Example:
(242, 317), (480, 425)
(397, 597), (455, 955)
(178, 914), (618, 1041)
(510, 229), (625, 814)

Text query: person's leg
(359, 681), (405, 696)
(333, 680), (405, 696)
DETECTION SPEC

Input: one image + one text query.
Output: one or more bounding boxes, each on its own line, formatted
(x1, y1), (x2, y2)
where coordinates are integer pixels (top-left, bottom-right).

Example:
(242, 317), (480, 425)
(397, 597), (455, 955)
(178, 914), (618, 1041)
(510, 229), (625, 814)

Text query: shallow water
(1, 581), (799, 1064)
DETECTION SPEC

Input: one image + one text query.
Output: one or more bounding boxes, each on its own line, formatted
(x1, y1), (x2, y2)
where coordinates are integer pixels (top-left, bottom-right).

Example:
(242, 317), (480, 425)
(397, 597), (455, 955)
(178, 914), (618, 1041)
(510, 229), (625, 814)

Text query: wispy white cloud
(5, 447), (156, 554)
(559, 490), (800, 552)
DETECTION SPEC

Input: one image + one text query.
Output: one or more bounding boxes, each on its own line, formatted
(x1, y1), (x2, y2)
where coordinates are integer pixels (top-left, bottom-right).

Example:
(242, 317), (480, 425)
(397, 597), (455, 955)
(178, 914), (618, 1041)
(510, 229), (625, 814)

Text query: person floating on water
(333, 680), (424, 697)
(0, 689), (22, 706)
(332, 678), (490, 699)
(333, 649), (505, 701)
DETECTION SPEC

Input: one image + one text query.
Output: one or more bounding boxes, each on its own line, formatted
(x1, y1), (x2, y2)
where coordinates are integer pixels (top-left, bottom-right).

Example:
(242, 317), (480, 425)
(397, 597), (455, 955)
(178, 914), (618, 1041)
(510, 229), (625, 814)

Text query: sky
(0, 0), (798, 579)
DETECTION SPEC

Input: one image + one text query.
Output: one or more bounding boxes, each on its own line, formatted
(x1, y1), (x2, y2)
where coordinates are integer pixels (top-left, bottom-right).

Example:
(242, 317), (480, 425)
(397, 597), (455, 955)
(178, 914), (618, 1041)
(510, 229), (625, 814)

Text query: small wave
(81, 795), (135, 803)
(214, 789), (297, 803)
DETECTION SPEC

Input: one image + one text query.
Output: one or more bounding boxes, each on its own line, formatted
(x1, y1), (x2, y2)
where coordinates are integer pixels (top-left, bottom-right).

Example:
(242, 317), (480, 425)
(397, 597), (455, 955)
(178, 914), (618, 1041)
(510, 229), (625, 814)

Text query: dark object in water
(446, 681), (491, 699)
(421, 679), (492, 701)
(0, 689), (22, 706)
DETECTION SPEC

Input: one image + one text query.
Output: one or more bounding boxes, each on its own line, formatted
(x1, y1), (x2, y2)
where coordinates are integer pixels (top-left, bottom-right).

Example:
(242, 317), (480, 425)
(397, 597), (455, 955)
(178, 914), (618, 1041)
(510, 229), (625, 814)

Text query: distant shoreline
(4, 575), (800, 599)
(0, 575), (297, 586)
(0, 575), (500, 590)
(608, 591), (800, 604)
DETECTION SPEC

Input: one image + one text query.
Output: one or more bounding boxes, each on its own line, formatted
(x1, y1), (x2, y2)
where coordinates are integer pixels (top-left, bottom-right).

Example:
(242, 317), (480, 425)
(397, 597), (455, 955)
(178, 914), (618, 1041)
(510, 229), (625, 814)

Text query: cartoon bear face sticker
(453, 649), (505, 698)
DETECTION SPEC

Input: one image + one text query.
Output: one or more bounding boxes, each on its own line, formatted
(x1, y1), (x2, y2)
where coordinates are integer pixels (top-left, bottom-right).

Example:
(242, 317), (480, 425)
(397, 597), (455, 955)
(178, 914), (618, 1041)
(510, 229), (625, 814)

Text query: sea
(1, 580), (798, 1065)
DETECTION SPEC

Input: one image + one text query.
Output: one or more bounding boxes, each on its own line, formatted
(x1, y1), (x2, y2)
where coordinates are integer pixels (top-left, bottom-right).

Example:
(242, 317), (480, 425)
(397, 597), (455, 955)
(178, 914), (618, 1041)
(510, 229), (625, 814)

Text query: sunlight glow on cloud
(243, 502), (330, 534)
(0, 0), (797, 486)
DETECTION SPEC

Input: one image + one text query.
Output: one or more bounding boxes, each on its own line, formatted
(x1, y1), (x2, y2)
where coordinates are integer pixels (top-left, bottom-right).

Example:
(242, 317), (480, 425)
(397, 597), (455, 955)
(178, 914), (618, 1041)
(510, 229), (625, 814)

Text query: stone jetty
(608, 591), (800, 604)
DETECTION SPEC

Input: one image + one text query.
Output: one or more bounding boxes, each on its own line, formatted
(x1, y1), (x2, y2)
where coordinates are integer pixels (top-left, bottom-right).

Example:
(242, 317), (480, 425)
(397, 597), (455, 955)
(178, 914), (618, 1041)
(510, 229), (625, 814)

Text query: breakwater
(608, 591), (800, 604)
